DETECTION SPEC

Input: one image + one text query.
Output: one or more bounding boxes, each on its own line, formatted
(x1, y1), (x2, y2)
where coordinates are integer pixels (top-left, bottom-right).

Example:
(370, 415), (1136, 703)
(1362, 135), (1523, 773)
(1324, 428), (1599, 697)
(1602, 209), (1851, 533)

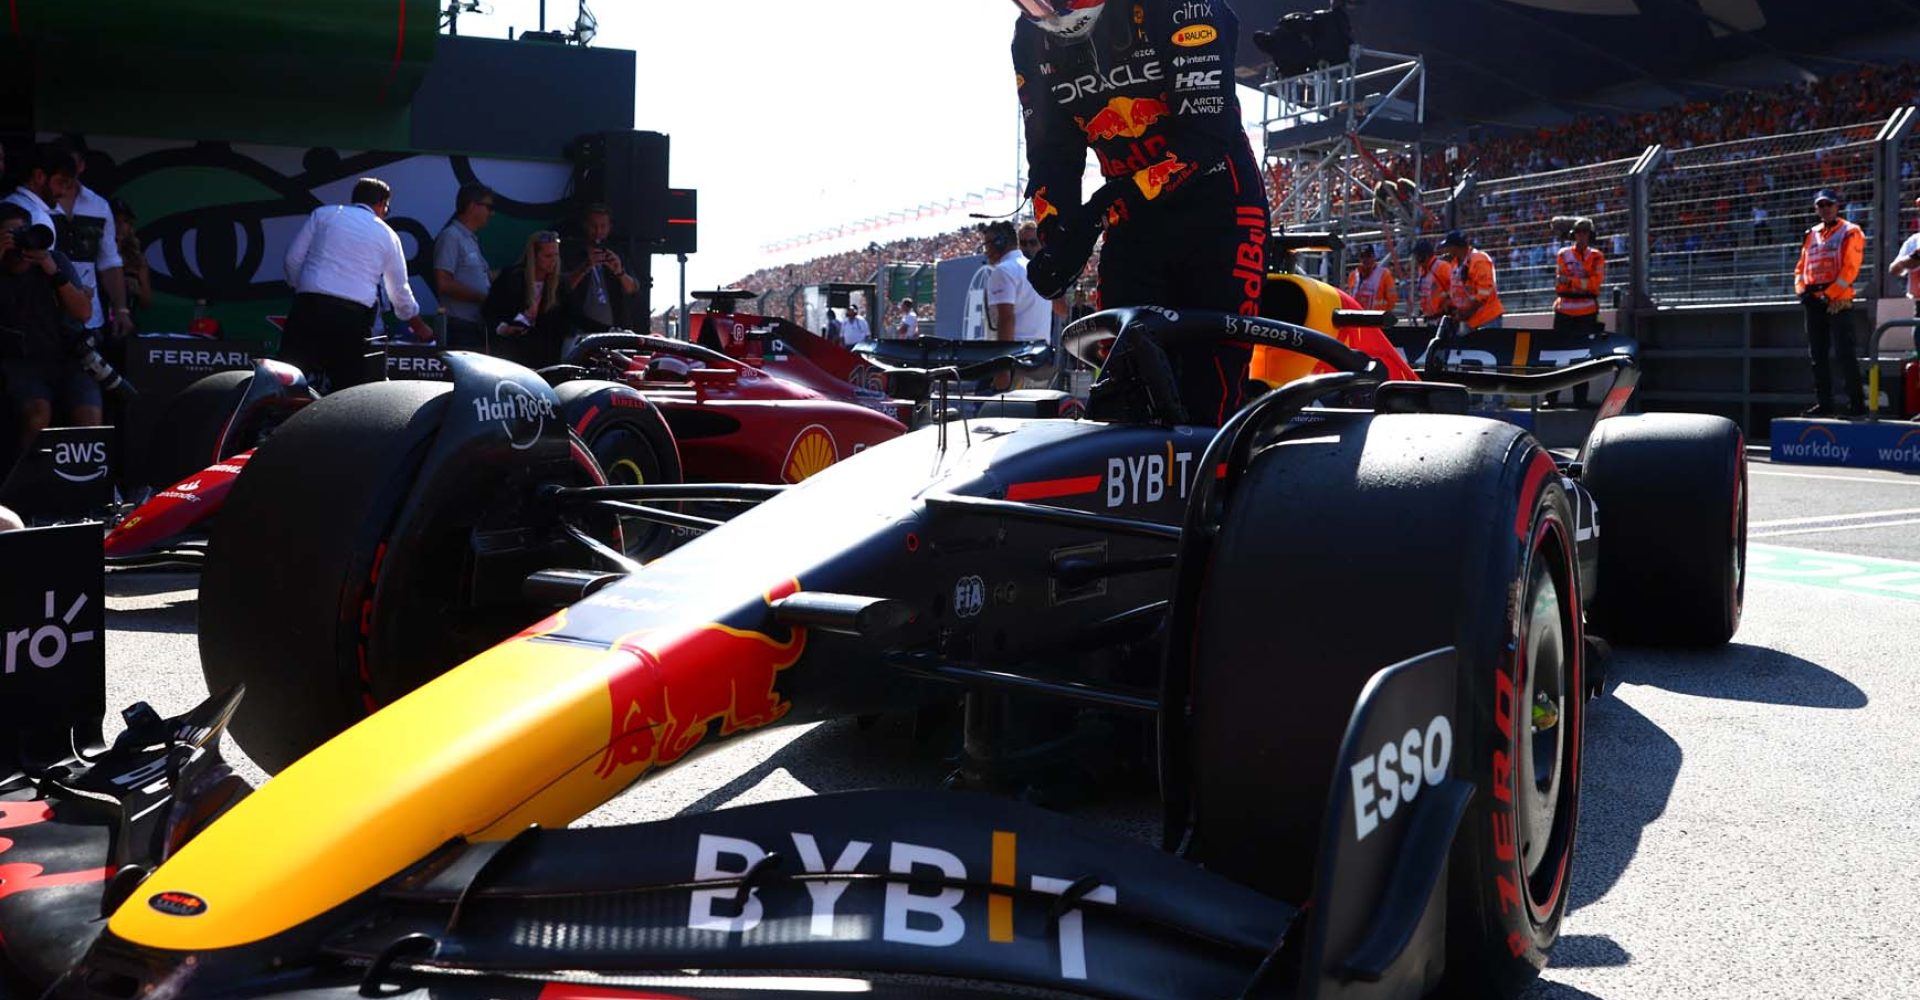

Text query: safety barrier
(1867, 318), (1919, 419)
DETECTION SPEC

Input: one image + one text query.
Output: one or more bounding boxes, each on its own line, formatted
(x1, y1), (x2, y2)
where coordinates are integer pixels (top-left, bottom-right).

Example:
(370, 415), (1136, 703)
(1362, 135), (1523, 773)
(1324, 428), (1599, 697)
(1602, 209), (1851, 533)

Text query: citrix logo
(4, 591), (95, 674)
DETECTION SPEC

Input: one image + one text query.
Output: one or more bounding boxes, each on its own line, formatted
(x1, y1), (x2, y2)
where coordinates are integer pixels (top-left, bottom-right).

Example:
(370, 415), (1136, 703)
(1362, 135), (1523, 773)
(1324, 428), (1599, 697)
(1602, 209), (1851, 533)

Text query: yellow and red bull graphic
(1032, 189), (1059, 227)
(596, 580), (809, 780)
(1133, 153), (1190, 200)
(1076, 96), (1170, 142)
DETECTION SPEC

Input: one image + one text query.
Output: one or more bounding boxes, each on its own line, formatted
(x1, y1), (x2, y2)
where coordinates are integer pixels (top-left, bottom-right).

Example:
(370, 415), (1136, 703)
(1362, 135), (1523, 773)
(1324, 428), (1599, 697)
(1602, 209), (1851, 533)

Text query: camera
(1252, 1), (1356, 77)
(9, 223), (56, 253)
(69, 332), (136, 397)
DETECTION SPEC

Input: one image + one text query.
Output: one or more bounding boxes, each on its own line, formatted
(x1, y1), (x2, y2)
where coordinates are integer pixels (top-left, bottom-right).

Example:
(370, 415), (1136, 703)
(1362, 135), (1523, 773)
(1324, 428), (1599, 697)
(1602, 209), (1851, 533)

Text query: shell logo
(1171, 24), (1217, 46)
(783, 425), (840, 483)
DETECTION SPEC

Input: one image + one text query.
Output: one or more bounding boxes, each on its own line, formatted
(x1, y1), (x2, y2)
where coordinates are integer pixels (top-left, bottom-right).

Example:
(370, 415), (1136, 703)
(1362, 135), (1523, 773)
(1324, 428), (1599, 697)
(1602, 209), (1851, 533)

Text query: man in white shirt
(980, 222), (1050, 343)
(896, 298), (919, 337)
(282, 177), (431, 390)
(1890, 194), (1920, 318)
(840, 302), (871, 346)
(55, 141), (133, 341)
(1, 145), (71, 244)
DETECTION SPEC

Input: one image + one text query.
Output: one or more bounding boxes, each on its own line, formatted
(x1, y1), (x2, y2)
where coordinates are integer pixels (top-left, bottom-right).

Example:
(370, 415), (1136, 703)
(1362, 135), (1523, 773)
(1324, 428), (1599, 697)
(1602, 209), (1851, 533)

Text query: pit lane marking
(1750, 506), (1920, 529)
(1748, 544), (1920, 601)
(1751, 469), (1920, 487)
(1751, 517), (1920, 539)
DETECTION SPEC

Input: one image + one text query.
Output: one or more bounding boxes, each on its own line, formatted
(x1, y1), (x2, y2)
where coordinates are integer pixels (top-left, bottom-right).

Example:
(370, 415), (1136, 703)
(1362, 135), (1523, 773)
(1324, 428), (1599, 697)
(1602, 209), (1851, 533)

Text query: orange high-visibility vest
(1448, 249), (1503, 328)
(1554, 245), (1605, 317)
(1794, 219), (1865, 301)
(1415, 258), (1452, 318)
(1345, 264), (1398, 313)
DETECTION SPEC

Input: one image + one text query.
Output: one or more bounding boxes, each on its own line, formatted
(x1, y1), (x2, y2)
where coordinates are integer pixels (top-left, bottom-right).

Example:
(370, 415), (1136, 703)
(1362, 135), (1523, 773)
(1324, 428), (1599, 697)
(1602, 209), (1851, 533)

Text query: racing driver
(1013, 0), (1268, 425)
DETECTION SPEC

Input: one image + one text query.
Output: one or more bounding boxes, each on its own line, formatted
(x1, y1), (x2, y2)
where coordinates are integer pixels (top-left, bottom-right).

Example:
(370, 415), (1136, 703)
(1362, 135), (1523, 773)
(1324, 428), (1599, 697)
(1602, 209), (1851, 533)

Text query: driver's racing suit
(1015, 0), (1268, 425)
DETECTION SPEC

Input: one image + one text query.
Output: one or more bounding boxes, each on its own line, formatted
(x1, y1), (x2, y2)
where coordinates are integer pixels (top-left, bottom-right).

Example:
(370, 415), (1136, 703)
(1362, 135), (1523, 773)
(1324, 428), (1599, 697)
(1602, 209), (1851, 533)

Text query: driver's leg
(1164, 194), (1268, 426)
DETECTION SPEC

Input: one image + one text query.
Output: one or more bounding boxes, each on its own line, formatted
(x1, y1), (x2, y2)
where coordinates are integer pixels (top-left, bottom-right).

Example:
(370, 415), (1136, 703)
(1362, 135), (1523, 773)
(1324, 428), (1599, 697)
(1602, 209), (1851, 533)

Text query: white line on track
(1751, 469), (1920, 486)
(1750, 506), (1920, 528)
(1751, 516), (1920, 539)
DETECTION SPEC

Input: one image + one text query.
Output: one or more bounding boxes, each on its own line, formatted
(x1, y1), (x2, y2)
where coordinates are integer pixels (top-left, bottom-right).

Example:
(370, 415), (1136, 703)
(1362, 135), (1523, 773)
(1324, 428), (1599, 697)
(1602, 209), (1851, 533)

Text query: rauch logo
(4, 591), (95, 674)
(1778, 425), (1850, 463)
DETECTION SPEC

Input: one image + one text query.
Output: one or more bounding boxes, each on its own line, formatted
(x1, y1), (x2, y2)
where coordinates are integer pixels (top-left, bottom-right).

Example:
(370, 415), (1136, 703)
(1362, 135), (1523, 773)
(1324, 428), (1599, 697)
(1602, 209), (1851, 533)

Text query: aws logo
(783, 425), (839, 483)
(51, 440), (108, 483)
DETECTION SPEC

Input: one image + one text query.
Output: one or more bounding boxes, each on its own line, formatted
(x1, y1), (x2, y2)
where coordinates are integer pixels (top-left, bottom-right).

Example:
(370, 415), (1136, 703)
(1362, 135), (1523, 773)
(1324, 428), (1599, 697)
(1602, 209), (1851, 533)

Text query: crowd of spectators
(725, 227), (989, 331)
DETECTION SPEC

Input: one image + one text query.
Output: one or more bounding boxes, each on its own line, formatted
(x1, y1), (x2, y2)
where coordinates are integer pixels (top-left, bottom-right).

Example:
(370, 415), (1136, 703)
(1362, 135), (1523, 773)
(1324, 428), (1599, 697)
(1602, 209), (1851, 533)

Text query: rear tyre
(145, 370), (251, 488)
(1184, 415), (1582, 999)
(1581, 413), (1746, 646)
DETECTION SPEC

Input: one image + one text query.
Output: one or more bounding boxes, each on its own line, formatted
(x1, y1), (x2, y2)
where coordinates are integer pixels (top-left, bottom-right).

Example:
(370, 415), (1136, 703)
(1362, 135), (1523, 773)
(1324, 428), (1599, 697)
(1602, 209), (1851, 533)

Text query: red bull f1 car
(0, 303), (1746, 1000)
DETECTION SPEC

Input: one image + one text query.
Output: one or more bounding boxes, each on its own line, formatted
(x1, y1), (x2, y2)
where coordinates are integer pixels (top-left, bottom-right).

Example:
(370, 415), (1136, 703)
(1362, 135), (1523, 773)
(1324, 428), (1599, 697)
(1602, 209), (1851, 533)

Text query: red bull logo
(1033, 189), (1059, 226)
(1134, 154), (1189, 201)
(594, 580), (808, 780)
(1075, 96), (1170, 142)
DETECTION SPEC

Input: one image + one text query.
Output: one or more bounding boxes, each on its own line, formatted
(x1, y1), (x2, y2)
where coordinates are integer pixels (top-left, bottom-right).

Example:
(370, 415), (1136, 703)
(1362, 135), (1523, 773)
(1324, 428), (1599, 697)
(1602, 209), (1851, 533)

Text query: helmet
(1013, 0), (1107, 40)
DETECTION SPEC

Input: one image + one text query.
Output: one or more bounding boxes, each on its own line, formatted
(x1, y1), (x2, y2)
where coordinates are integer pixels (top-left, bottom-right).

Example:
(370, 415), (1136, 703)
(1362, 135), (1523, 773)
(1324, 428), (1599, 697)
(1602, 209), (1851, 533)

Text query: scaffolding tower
(1260, 47), (1427, 287)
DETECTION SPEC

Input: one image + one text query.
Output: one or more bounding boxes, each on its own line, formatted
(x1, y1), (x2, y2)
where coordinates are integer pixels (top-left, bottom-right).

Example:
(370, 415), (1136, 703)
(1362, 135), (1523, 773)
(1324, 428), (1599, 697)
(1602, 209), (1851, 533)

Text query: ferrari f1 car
(0, 304), (1746, 1000)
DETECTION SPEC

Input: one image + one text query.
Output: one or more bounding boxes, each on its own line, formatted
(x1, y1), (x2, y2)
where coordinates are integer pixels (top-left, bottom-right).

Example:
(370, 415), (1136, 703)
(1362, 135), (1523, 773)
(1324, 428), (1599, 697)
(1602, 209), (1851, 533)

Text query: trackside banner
(0, 524), (106, 774)
(1770, 418), (1920, 472)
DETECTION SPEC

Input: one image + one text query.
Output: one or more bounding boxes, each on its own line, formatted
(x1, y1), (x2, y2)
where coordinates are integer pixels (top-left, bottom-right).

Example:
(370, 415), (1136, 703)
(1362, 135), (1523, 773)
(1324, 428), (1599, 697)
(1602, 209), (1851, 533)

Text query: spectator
(1411, 239), (1453, 321)
(840, 302), (871, 345)
(1793, 189), (1866, 417)
(1441, 230), (1504, 330)
(981, 222), (1049, 343)
(823, 306), (843, 344)
(484, 230), (569, 370)
(0, 202), (97, 452)
(1344, 244), (1397, 313)
(111, 199), (152, 321)
(1889, 194), (1920, 317)
(281, 177), (431, 391)
(432, 182), (496, 350)
(896, 297), (919, 336)
(2, 145), (70, 244)
(55, 139), (132, 342)
(564, 203), (639, 335)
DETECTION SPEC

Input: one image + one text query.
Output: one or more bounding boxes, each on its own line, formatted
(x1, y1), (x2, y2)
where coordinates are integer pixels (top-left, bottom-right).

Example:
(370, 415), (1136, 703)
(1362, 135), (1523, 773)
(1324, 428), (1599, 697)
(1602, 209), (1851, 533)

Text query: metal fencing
(1419, 157), (1637, 315)
(1643, 122), (1885, 306)
(1898, 125), (1920, 301)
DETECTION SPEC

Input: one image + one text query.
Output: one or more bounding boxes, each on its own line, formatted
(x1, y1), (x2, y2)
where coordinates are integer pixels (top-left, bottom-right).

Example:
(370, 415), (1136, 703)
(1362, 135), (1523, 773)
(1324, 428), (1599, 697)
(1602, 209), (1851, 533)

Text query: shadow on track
(1613, 642), (1867, 709)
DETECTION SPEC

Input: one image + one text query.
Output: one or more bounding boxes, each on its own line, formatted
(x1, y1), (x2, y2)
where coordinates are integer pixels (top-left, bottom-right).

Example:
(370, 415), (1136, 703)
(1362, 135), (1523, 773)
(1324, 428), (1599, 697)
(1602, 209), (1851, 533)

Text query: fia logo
(953, 576), (986, 618)
(4, 591), (96, 674)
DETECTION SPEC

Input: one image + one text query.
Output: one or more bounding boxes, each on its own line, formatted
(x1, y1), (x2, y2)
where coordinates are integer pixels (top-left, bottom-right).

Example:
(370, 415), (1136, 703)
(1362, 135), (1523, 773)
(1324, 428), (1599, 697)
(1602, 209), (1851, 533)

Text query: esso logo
(1350, 714), (1453, 841)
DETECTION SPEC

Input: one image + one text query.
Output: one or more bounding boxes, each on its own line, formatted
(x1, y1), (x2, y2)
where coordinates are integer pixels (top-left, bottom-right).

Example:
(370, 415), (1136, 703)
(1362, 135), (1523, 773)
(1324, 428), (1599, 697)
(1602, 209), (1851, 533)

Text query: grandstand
(729, 4), (1920, 433)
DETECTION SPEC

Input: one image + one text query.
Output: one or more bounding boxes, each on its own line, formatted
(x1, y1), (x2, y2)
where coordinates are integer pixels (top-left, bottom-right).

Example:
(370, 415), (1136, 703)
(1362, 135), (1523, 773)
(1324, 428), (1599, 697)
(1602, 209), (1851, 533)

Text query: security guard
(1440, 229), (1502, 330)
(1793, 189), (1866, 418)
(1411, 239), (1452, 322)
(1344, 244), (1397, 313)
(1550, 217), (1605, 406)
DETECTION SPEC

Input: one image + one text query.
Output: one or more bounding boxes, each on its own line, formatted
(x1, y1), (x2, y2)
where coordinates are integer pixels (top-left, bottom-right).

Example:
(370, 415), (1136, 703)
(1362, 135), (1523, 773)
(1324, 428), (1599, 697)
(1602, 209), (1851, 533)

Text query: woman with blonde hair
(482, 229), (570, 369)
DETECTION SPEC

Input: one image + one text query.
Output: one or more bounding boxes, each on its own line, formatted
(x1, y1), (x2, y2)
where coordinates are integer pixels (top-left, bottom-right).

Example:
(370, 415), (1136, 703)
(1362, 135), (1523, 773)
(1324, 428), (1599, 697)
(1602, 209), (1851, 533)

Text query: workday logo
(1777, 425), (1850, 463)
(1877, 429), (1920, 469)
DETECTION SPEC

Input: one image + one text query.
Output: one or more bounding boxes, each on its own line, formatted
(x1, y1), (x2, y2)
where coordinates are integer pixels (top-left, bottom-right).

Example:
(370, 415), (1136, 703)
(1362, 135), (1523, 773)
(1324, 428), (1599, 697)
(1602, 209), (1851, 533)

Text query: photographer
(563, 203), (638, 336)
(0, 203), (97, 452)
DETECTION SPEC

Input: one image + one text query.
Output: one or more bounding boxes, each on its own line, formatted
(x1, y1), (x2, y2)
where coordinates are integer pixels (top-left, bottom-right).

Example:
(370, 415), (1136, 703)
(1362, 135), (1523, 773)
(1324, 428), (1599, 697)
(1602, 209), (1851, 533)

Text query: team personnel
(281, 177), (432, 391)
(1889, 193), (1920, 318)
(1410, 239), (1452, 322)
(432, 183), (496, 350)
(981, 221), (1051, 342)
(1550, 217), (1606, 407)
(1013, 0), (1269, 425)
(841, 302), (871, 346)
(1793, 189), (1866, 417)
(1440, 230), (1503, 330)
(1344, 244), (1397, 313)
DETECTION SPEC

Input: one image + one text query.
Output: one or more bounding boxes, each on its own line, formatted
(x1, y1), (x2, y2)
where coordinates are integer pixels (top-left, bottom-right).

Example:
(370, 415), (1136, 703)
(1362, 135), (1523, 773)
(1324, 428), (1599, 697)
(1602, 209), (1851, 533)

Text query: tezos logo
(148, 891), (208, 916)
(4, 591), (96, 674)
(52, 440), (108, 483)
(472, 381), (557, 451)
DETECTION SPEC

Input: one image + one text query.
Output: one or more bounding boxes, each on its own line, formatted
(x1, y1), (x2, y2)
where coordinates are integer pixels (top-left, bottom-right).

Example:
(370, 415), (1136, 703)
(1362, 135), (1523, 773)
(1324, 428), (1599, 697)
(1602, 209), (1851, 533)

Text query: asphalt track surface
(96, 455), (1920, 999)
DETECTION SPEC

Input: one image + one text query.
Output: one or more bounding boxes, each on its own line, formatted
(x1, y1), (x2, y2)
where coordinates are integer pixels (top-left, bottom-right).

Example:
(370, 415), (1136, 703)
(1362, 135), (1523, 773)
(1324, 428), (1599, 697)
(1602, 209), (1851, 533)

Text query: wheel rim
(591, 426), (667, 557)
(1517, 523), (1579, 919)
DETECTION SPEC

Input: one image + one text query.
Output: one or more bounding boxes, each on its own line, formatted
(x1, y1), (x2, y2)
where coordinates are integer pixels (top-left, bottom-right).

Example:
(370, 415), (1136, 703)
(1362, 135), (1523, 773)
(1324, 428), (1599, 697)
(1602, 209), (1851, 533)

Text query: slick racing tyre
(1184, 414), (1582, 999)
(1581, 413), (1746, 647)
(553, 380), (683, 561)
(200, 381), (608, 773)
(144, 369), (252, 489)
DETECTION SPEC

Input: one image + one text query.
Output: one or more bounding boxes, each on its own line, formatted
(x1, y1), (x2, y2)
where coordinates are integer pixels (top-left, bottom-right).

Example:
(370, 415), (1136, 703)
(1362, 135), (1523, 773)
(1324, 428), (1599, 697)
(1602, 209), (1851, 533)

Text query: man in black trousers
(280, 177), (431, 391)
